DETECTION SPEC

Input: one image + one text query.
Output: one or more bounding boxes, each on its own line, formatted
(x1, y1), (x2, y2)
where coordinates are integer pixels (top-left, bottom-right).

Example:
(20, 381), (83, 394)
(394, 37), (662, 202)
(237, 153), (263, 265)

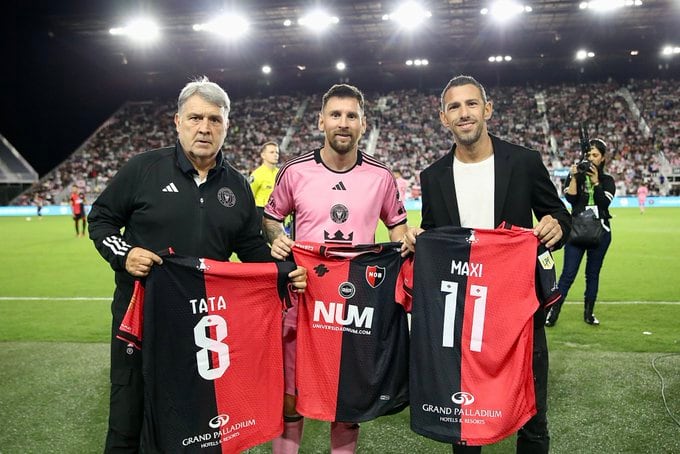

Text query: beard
(452, 122), (484, 147)
(328, 133), (358, 154)
(452, 125), (482, 146)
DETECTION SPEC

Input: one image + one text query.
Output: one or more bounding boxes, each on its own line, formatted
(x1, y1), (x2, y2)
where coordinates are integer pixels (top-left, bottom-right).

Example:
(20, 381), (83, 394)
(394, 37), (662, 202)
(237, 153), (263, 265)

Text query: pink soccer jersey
(264, 149), (407, 244)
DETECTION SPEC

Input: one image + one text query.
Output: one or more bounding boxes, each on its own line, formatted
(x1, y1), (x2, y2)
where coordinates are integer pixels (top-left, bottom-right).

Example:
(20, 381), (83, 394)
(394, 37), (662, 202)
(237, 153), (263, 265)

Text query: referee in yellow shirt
(249, 141), (280, 220)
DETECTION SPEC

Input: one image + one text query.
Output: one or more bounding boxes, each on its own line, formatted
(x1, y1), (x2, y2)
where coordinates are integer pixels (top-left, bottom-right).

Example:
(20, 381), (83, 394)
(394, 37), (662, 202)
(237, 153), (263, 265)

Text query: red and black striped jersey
(117, 255), (294, 454)
(400, 225), (559, 446)
(291, 241), (410, 423)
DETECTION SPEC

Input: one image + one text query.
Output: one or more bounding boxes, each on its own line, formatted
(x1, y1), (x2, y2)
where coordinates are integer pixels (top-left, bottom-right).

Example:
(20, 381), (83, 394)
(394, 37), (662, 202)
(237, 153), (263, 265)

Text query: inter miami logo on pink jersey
(330, 204), (349, 224)
(365, 266), (385, 288)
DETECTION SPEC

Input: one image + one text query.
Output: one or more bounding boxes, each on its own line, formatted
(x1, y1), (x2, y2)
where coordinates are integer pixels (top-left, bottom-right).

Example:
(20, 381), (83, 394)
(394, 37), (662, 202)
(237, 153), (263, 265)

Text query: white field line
(0, 297), (678, 304)
(561, 301), (680, 305)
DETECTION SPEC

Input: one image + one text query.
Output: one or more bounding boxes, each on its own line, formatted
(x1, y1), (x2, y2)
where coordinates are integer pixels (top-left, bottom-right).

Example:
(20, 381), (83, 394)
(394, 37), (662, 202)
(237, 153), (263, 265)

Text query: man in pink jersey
(637, 182), (648, 214)
(263, 84), (408, 453)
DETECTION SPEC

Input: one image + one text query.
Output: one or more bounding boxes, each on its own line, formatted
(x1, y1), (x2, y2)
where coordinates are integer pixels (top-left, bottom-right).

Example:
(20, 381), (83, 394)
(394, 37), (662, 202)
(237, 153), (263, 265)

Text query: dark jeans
(452, 350), (550, 453)
(557, 230), (612, 305)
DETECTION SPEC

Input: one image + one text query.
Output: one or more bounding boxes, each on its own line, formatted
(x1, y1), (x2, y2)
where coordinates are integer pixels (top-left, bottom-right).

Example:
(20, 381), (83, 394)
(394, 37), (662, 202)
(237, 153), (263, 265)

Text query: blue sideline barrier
(1, 197), (680, 217)
(402, 196), (680, 212)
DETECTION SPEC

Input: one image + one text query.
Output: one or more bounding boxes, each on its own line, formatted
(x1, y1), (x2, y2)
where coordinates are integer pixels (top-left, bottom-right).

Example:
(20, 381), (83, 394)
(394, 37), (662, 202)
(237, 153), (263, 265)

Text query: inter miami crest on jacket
(117, 255), (294, 453)
(401, 225), (559, 446)
(291, 242), (410, 423)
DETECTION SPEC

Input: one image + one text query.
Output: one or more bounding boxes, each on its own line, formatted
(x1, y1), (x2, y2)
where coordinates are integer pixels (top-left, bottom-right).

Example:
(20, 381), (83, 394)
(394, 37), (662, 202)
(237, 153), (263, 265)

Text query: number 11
(441, 281), (488, 352)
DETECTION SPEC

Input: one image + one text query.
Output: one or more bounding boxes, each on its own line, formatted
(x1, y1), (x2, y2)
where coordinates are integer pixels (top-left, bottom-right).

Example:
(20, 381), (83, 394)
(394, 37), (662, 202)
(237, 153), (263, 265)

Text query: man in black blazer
(403, 75), (571, 454)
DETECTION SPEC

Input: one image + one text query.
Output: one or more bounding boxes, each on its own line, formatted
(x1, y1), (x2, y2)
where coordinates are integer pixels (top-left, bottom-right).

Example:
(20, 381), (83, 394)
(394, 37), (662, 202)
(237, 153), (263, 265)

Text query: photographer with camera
(546, 137), (616, 326)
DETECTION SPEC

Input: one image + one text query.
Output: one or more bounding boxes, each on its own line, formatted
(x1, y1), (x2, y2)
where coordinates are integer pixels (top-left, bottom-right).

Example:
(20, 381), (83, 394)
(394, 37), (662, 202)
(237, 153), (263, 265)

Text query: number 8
(194, 315), (230, 380)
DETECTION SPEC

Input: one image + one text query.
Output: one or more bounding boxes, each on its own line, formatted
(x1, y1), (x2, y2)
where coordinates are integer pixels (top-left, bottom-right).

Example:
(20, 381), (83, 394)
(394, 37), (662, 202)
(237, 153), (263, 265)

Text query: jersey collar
(313, 148), (364, 169)
(175, 141), (225, 176)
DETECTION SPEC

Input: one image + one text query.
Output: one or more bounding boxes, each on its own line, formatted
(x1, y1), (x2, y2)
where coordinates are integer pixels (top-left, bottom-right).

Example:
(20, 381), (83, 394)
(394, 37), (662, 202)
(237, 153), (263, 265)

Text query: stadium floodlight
(576, 49), (595, 60)
(661, 45), (680, 57)
(405, 58), (428, 66)
(630, 50), (639, 56)
(193, 13), (249, 39)
(109, 17), (160, 43)
(262, 65), (272, 74)
(579, 0), (642, 11)
(298, 9), (339, 33)
(488, 55), (513, 63)
(504, 55), (512, 61)
(336, 61), (346, 71)
(283, 19), (292, 27)
(386, 2), (432, 30)
(480, 1), (531, 22)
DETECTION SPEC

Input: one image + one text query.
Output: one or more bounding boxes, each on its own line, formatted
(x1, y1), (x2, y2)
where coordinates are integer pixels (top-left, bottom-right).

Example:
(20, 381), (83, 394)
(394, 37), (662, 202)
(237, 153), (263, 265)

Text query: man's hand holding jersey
(125, 247), (163, 277)
(270, 233), (294, 261)
(532, 215), (563, 249)
(401, 227), (424, 256)
(269, 234), (307, 292)
(287, 266), (307, 293)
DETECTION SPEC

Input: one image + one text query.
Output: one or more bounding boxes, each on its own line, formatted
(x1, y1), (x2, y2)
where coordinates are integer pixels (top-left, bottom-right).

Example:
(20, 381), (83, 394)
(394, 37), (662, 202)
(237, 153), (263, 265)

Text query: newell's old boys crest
(217, 187), (236, 207)
(365, 266), (385, 288)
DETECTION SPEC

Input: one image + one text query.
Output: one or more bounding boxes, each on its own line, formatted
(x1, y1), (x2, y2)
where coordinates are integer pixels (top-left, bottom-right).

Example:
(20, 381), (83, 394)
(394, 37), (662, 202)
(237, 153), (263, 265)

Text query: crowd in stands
(12, 78), (679, 206)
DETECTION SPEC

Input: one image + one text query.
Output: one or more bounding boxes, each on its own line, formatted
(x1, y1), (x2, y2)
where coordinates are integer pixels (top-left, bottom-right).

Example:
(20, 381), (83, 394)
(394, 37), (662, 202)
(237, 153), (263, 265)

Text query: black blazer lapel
(438, 151), (461, 226)
(492, 135), (512, 226)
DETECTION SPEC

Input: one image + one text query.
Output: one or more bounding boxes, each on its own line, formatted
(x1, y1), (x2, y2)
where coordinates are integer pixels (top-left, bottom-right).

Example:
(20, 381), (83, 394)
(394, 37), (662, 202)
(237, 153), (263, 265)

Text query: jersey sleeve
(264, 166), (295, 222)
(395, 255), (414, 313)
(536, 246), (560, 308)
(276, 261), (296, 309)
(380, 172), (408, 229)
(116, 280), (145, 349)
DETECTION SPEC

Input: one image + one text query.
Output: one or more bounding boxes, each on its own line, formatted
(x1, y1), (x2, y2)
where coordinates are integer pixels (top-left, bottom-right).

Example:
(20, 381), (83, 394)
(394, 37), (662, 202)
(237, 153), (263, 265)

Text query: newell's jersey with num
(402, 226), (559, 446)
(117, 256), (294, 454)
(291, 242), (410, 423)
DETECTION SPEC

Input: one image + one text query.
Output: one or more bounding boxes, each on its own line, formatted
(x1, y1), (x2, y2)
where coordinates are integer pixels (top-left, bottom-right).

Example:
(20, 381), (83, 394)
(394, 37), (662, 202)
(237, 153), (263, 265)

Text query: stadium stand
(10, 78), (679, 206)
(0, 133), (38, 205)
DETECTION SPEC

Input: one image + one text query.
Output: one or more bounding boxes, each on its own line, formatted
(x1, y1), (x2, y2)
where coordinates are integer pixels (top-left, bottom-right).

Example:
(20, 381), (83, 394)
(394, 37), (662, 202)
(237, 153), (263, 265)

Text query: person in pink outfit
(263, 83), (408, 454)
(637, 183), (649, 214)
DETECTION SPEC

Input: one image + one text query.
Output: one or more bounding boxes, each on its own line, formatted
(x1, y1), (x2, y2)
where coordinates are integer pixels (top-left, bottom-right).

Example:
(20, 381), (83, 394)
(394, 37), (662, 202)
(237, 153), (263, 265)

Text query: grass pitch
(0, 208), (679, 453)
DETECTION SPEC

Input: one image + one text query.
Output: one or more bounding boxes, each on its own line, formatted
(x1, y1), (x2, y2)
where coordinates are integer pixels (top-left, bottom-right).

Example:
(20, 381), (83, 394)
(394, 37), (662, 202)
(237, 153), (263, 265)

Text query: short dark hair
(321, 84), (365, 112)
(260, 141), (279, 153)
(589, 138), (607, 155)
(440, 75), (488, 111)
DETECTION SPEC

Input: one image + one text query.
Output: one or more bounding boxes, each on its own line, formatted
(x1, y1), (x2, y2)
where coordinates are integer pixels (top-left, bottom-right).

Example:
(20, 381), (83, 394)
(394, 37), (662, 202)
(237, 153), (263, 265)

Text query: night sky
(2, 3), (126, 176)
(2, 2), (677, 177)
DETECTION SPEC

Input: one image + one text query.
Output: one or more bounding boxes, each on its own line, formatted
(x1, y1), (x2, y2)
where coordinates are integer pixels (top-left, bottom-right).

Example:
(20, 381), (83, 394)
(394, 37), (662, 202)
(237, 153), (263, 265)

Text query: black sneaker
(584, 314), (600, 325)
